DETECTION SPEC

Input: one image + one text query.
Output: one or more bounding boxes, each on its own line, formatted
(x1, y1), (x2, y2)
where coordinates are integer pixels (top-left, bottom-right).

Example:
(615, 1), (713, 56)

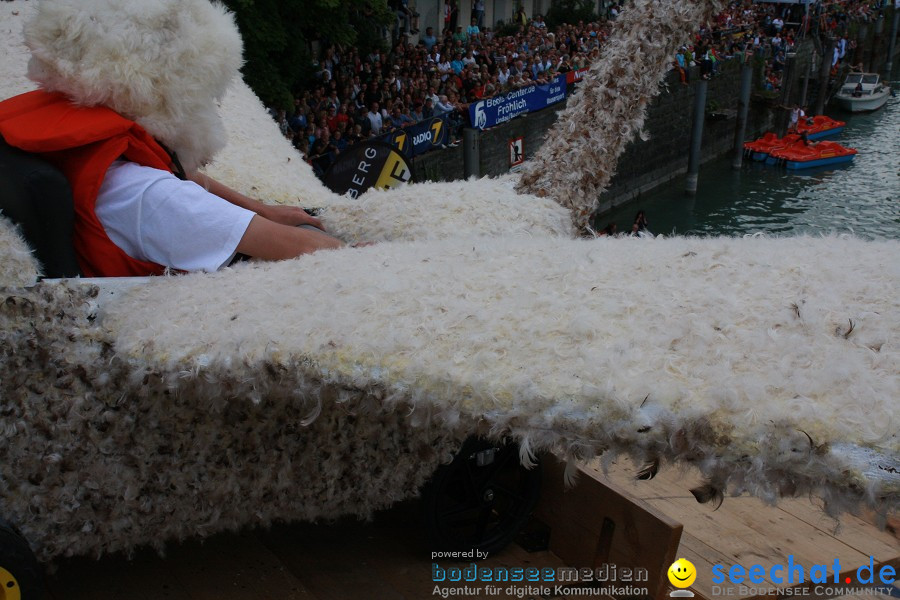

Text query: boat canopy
(844, 73), (879, 90)
(845, 73), (880, 85)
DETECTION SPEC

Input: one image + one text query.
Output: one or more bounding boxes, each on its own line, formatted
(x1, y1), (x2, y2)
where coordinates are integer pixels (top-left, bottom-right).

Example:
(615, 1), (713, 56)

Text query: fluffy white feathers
(23, 0), (243, 173)
(0, 214), (41, 285)
(102, 235), (899, 516)
(518, 0), (726, 228)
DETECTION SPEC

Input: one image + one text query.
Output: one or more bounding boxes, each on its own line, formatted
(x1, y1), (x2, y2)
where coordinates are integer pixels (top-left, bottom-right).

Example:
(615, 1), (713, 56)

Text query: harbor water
(601, 73), (899, 240)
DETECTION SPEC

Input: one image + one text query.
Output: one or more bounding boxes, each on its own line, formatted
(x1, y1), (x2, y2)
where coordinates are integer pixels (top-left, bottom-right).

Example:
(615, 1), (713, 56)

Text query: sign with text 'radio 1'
(322, 141), (412, 198)
(386, 116), (448, 157)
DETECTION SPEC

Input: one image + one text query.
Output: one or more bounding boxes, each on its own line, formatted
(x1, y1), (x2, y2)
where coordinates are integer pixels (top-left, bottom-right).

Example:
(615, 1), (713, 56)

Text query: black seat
(0, 136), (81, 278)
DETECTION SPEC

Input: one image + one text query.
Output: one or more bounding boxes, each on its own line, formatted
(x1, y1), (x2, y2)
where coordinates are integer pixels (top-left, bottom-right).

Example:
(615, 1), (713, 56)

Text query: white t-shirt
(95, 161), (255, 272)
(367, 110), (383, 134)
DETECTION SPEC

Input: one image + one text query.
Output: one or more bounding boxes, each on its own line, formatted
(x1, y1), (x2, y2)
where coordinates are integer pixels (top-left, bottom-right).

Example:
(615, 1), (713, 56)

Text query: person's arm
(188, 171), (325, 230)
(236, 215), (343, 259)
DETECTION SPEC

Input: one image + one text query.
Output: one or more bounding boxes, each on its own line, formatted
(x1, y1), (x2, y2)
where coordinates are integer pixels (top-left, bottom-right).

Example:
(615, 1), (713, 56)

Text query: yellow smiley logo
(668, 558), (697, 589)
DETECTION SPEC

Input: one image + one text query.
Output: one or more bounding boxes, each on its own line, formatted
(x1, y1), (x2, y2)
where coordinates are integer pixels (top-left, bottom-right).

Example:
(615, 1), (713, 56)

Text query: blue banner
(468, 74), (567, 130)
(381, 116), (449, 157)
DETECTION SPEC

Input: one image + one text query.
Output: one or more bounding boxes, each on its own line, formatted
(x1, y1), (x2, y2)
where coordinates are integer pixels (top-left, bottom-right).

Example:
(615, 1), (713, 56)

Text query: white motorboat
(833, 72), (891, 112)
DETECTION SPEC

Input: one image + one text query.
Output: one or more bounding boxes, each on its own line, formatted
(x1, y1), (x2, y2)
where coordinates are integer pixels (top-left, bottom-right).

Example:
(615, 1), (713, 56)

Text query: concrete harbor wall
(413, 60), (774, 215)
(594, 61), (773, 216)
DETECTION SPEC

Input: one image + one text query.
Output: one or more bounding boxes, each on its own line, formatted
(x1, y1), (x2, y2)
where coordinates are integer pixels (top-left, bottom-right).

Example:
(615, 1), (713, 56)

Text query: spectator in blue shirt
(411, 102), (425, 122)
(434, 94), (454, 115)
(472, 0), (485, 28)
(332, 129), (349, 152)
(289, 104), (308, 133)
(451, 51), (465, 74)
(389, 106), (415, 129)
(467, 18), (480, 38)
(423, 27), (438, 50)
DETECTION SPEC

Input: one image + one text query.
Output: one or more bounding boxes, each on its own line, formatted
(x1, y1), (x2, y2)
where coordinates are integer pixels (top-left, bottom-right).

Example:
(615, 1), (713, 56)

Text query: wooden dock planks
(44, 456), (898, 600)
(535, 456), (683, 600)
(591, 458), (899, 600)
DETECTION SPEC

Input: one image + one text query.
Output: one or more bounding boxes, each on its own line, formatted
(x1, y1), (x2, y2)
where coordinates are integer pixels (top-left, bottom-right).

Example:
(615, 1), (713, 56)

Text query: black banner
(322, 140), (413, 198)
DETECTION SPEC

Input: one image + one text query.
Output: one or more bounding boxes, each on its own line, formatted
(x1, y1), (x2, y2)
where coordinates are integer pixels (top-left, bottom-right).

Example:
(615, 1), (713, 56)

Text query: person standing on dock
(838, 35), (848, 61)
(788, 105), (805, 132)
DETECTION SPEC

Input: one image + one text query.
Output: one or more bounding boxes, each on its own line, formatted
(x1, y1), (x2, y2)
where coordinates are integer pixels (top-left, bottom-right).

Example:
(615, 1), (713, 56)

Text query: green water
(602, 75), (900, 240)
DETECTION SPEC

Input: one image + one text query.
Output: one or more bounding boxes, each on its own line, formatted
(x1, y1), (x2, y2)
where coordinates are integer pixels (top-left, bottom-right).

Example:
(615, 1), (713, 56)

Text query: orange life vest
(0, 90), (174, 277)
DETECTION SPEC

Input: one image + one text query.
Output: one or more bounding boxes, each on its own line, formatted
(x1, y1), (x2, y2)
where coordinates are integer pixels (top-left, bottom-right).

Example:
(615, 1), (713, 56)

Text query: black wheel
(0, 519), (43, 600)
(423, 437), (542, 556)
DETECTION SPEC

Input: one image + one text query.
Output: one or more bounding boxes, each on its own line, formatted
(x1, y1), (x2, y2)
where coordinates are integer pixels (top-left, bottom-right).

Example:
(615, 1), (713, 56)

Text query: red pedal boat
(768, 139), (857, 170)
(743, 132), (800, 162)
(795, 115), (846, 140)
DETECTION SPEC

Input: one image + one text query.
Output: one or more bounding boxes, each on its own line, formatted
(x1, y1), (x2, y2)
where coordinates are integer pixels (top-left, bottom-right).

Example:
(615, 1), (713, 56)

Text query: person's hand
(260, 204), (326, 230)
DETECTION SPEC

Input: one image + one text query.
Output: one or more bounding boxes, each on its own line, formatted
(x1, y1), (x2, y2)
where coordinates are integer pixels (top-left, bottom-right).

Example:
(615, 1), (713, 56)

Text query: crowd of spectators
(275, 4), (628, 175)
(671, 0), (888, 92)
(275, 0), (888, 176)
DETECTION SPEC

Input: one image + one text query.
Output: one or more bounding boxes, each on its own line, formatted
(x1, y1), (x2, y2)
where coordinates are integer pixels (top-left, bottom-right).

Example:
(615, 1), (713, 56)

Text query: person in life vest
(0, 0), (343, 278)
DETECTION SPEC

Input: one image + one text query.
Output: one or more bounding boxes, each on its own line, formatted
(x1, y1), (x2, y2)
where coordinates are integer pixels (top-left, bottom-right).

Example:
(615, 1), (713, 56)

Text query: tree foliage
(222, 0), (393, 110)
(545, 0), (597, 29)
